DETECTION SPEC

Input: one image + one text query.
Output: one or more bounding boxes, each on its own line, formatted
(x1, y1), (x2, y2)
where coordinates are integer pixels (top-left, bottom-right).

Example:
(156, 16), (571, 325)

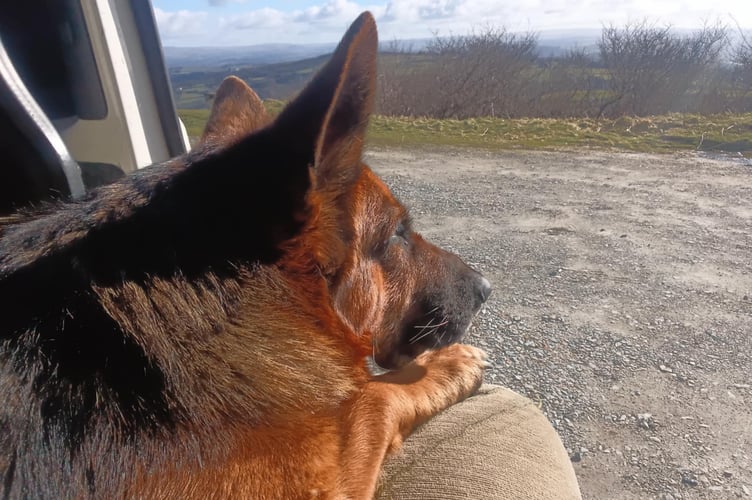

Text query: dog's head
(200, 12), (491, 370)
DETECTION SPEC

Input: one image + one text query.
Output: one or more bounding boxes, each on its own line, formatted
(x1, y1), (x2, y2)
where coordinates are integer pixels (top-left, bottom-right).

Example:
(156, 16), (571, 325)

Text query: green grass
(177, 109), (210, 139)
(367, 114), (752, 154)
(178, 108), (752, 155)
(178, 100), (286, 140)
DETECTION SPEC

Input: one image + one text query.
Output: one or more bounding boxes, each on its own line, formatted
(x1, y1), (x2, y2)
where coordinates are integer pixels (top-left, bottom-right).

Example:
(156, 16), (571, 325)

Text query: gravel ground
(366, 147), (752, 500)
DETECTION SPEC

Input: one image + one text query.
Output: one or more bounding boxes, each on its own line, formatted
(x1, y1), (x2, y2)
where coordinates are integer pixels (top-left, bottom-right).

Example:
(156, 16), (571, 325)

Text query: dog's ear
(273, 11), (377, 188)
(95, 13), (378, 272)
(200, 76), (270, 146)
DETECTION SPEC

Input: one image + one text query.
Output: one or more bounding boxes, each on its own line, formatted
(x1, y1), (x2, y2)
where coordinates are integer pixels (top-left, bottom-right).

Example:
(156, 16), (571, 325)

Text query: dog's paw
(366, 344), (489, 450)
(416, 344), (488, 402)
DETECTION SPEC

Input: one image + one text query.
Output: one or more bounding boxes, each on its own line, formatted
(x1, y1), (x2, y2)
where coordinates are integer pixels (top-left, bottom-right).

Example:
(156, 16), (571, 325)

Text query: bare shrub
(597, 21), (728, 117)
(535, 48), (602, 117)
(729, 26), (752, 111)
(375, 21), (744, 119)
(377, 27), (539, 118)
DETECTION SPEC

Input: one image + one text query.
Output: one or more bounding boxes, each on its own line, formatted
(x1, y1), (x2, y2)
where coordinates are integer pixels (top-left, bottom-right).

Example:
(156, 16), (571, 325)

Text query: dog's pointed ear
(200, 76), (270, 145)
(164, 13), (377, 270)
(273, 12), (377, 187)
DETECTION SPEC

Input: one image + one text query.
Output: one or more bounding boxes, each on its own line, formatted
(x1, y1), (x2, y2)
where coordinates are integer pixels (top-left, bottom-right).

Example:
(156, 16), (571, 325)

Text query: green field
(170, 55), (329, 108)
(179, 108), (752, 155)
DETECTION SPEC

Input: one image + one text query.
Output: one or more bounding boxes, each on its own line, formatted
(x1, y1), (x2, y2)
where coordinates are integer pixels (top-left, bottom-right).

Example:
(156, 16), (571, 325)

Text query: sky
(152, 0), (752, 47)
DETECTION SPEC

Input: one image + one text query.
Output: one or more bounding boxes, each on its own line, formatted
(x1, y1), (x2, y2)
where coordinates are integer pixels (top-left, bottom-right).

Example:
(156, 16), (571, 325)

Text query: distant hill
(170, 54), (331, 108)
(164, 31), (602, 70)
(163, 43), (337, 68)
(168, 30), (603, 110)
(537, 31), (601, 57)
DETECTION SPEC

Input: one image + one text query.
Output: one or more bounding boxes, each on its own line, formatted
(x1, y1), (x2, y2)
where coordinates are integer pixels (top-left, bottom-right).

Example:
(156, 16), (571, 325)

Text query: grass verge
(178, 108), (752, 155)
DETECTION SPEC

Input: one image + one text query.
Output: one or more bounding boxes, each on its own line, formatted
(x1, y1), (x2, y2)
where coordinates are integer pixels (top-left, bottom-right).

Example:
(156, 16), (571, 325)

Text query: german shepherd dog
(0, 12), (491, 498)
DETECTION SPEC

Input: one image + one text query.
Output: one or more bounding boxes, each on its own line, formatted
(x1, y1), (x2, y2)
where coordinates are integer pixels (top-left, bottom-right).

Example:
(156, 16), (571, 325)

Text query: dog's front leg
(336, 344), (487, 498)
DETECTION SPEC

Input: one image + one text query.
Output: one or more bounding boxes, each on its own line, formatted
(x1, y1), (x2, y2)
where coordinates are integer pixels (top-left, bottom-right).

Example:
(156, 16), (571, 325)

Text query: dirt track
(366, 147), (752, 500)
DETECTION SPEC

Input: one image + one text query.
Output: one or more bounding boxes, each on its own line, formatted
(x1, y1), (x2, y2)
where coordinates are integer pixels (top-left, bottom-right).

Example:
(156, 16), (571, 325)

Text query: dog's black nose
(476, 277), (492, 303)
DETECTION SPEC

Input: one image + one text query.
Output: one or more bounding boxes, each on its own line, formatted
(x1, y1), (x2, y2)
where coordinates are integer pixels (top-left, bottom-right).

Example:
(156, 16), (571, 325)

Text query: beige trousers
(377, 385), (582, 499)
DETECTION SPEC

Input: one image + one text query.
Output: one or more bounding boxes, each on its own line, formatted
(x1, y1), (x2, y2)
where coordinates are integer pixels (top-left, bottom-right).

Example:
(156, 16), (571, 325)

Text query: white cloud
(158, 0), (752, 46)
(221, 7), (287, 29)
(223, 0), (377, 32)
(382, 0), (466, 22)
(207, 0), (247, 5)
(154, 7), (208, 39)
(377, 0), (752, 34)
(294, 0), (365, 23)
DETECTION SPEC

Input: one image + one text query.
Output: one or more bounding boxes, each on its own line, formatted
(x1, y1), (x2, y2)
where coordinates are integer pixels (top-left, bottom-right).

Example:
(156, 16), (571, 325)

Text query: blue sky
(152, 0), (752, 46)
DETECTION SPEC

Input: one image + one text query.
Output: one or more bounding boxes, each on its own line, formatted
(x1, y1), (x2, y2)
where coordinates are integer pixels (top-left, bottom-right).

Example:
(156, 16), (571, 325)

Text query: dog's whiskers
(409, 307), (452, 344)
(412, 319), (449, 331)
(410, 321), (449, 345)
(409, 316), (437, 342)
(409, 329), (433, 344)
(433, 315), (449, 346)
(408, 316), (435, 343)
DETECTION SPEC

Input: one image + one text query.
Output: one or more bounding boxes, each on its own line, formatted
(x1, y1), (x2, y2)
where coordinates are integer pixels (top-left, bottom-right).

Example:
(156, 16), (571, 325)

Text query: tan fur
(0, 12), (490, 499)
(126, 13), (489, 498)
